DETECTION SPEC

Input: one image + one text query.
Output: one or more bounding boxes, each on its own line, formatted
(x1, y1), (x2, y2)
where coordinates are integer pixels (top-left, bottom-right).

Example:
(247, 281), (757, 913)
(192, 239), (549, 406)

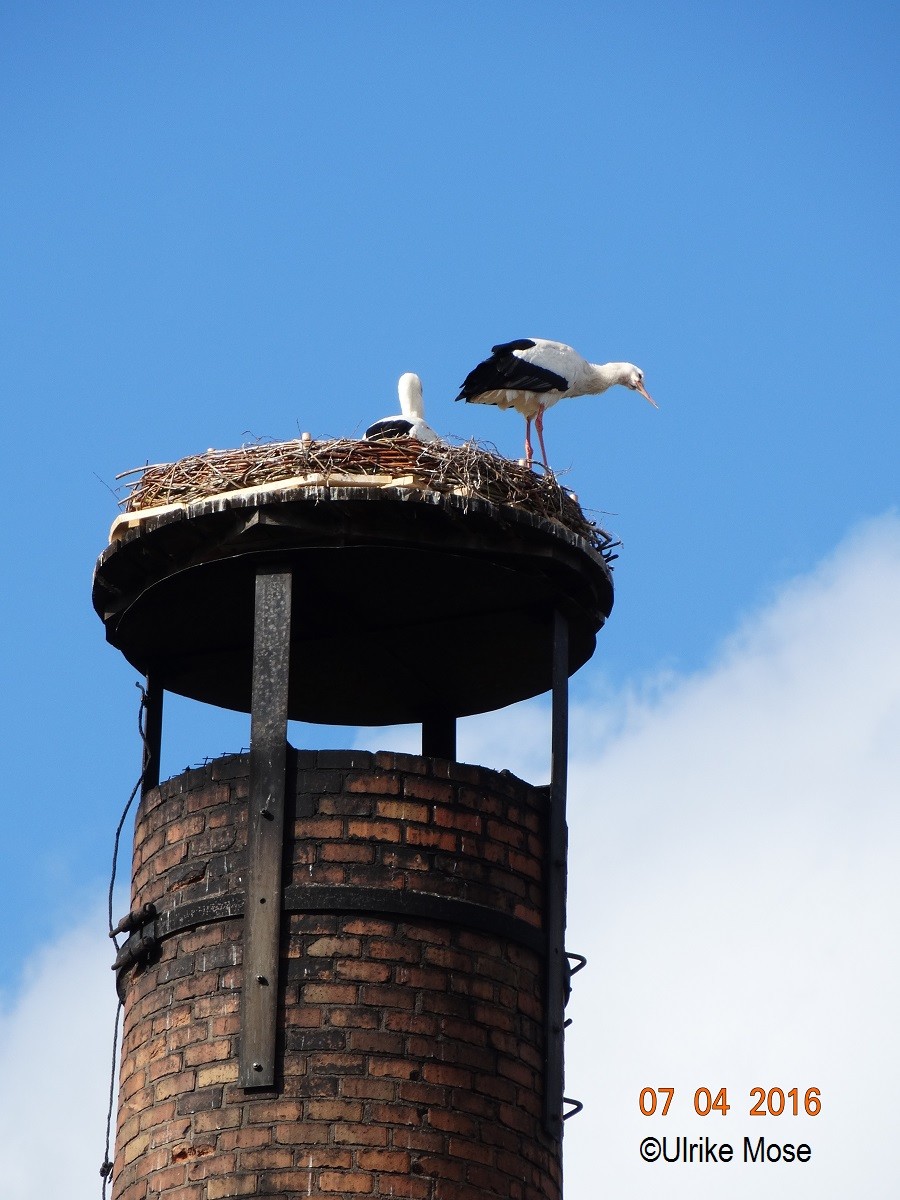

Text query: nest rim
(113, 435), (620, 560)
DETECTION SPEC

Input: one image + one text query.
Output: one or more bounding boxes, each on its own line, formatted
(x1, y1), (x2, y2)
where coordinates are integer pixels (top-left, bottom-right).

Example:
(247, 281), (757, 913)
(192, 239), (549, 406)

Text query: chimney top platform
(93, 461), (613, 725)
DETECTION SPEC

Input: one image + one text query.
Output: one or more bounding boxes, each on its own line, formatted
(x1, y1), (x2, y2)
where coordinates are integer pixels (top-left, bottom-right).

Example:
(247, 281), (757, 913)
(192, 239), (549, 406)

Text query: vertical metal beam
(141, 674), (163, 798)
(240, 567), (292, 1089)
(543, 608), (569, 1133)
(422, 714), (456, 761)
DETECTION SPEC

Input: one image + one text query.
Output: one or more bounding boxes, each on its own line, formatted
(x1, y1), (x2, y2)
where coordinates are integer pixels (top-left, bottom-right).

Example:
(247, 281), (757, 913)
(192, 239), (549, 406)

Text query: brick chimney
(113, 750), (559, 1199)
(94, 463), (612, 1199)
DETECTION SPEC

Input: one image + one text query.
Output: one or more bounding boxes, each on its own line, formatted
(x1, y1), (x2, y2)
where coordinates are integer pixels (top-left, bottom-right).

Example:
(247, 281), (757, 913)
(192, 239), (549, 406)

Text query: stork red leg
(524, 417), (534, 466)
(535, 409), (550, 470)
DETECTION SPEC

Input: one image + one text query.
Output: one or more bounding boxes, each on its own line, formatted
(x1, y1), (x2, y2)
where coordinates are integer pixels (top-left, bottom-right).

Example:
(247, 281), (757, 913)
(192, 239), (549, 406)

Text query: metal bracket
(111, 904), (159, 998)
(110, 902), (158, 939)
(564, 951), (587, 1001)
(563, 951), (587, 1027)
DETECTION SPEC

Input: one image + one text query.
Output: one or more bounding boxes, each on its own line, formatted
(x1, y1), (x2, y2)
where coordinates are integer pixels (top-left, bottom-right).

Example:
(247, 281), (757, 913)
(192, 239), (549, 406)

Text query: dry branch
(119, 437), (619, 557)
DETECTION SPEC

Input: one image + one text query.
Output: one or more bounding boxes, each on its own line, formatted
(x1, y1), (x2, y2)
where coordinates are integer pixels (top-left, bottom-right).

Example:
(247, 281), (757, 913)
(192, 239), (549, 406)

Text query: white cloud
(356, 515), (900, 1195)
(0, 909), (119, 1200)
(355, 513), (900, 1190)
(463, 513), (900, 1198)
(9, 515), (900, 1198)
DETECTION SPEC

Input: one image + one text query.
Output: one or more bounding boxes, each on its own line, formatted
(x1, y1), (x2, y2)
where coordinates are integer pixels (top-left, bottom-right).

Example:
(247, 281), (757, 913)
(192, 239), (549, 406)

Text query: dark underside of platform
(94, 488), (613, 724)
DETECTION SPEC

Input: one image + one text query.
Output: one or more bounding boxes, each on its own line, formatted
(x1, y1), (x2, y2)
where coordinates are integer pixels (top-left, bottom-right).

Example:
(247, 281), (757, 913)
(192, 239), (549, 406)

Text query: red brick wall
(113, 751), (561, 1200)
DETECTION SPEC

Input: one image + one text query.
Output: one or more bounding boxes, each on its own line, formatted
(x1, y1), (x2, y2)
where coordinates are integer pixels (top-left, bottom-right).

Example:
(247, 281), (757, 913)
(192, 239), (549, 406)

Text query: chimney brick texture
(113, 750), (562, 1200)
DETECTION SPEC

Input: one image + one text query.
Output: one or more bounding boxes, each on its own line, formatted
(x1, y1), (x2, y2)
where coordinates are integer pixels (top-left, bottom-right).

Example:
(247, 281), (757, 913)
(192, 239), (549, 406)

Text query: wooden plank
(543, 608), (569, 1132)
(239, 567), (292, 1088)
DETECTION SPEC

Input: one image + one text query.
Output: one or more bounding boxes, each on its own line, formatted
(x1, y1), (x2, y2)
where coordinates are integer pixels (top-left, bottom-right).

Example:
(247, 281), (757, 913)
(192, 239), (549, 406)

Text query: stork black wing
(365, 417), (413, 440)
(455, 342), (569, 401)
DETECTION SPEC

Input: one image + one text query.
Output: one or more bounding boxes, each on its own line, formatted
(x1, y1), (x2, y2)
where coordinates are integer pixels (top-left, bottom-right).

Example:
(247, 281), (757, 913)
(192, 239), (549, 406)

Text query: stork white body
(365, 372), (441, 444)
(456, 338), (656, 468)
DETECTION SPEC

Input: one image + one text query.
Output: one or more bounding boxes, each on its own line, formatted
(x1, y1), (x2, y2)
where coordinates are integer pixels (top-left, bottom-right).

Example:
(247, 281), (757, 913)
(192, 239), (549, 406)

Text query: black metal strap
(113, 885), (545, 998)
(283, 885), (546, 955)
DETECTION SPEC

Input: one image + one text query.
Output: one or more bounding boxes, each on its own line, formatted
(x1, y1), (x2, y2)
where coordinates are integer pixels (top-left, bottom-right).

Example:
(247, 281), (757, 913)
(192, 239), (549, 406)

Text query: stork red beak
(636, 382), (658, 408)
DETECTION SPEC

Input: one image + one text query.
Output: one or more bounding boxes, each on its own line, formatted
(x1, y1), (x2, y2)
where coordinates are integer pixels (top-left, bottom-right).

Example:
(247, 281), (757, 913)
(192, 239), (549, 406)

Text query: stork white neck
(398, 372), (425, 420)
(575, 361), (641, 396)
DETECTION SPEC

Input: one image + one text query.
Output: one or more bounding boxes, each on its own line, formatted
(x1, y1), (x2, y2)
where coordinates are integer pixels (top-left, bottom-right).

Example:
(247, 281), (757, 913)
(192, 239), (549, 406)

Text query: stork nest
(117, 438), (619, 559)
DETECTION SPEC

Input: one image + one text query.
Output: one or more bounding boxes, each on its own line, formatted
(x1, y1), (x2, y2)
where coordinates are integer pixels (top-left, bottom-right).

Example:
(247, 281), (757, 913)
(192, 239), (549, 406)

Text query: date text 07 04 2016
(639, 1086), (821, 1117)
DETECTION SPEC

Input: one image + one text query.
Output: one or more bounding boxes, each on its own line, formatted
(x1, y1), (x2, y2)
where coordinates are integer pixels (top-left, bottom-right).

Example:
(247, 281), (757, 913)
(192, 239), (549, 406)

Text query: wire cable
(100, 680), (152, 1193)
(107, 682), (150, 947)
(100, 1000), (123, 1198)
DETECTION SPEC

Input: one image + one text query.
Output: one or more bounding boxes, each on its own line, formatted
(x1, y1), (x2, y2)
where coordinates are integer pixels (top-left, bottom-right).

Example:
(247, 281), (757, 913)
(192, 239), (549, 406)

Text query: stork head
(621, 364), (658, 408)
(398, 372), (425, 420)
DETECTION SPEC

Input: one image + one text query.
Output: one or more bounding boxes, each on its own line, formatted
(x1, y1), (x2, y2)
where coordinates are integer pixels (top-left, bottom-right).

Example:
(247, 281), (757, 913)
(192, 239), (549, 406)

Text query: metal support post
(422, 714), (457, 761)
(141, 674), (163, 798)
(543, 608), (569, 1132)
(239, 566), (292, 1088)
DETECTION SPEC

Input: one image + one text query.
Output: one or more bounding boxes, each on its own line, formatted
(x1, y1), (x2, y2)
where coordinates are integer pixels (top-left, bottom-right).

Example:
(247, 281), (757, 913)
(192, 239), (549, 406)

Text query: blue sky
(1, 3), (898, 1196)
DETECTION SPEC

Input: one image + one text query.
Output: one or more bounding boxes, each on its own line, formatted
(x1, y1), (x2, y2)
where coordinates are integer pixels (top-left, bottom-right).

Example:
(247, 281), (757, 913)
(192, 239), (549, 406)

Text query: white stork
(365, 372), (441, 444)
(455, 338), (657, 468)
